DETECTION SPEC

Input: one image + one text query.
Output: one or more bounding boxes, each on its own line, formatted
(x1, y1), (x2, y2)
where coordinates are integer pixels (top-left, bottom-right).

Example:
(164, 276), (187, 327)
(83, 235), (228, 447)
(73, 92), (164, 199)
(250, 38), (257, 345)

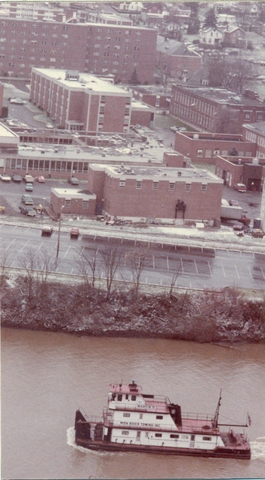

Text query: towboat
(74, 381), (251, 459)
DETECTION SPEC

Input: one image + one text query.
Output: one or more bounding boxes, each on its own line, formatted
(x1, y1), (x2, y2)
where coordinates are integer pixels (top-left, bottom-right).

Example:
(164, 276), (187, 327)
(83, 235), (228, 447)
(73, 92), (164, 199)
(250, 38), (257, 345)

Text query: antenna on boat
(213, 389), (222, 428)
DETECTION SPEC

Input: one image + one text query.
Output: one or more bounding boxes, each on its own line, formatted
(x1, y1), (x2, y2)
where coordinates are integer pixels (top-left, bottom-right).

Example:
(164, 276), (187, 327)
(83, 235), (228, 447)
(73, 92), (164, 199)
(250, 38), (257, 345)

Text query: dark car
(19, 205), (36, 216)
(68, 177), (79, 185)
(12, 173), (23, 183)
(70, 227), (80, 239)
(41, 225), (53, 236)
(21, 194), (34, 205)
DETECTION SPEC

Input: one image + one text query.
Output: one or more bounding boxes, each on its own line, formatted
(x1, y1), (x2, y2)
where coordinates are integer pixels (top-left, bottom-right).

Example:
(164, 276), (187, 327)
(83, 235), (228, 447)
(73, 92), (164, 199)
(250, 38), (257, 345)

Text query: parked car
(25, 183), (33, 192)
(23, 174), (34, 183)
(0, 173), (11, 182)
(9, 98), (27, 105)
(12, 173), (22, 183)
(41, 225), (53, 236)
(233, 221), (244, 231)
(70, 227), (80, 239)
(21, 194), (33, 205)
(68, 177), (79, 185)
(36, 176), (45, 183)
(229, 199), (239, 206)
(233, 183), (247, 192)
(19, 205), (36, 216)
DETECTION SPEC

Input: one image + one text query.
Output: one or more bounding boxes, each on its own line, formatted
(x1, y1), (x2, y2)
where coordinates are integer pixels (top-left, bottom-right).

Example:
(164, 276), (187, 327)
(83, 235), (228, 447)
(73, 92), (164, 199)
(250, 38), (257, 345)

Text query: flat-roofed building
(170, 85), (265, 134)
(88, 163), (224, 224)
(30, 68), (133, 133)
(0, 17), (157, 83)
(50, 187), (96, 216)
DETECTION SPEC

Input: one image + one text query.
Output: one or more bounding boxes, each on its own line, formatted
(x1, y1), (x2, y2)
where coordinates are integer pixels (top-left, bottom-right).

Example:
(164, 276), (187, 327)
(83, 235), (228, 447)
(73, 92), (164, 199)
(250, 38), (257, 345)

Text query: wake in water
(250, 436), (265, 461)
(66, 427), (115, 456)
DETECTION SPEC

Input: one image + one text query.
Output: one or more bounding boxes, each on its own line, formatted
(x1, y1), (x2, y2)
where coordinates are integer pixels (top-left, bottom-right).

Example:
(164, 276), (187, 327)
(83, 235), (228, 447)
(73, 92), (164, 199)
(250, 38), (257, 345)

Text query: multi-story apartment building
(170, 85), (265, 134)
(87, 163), (223, 223)
(30, 68), (133, 133)
(0, 17), (157, 83)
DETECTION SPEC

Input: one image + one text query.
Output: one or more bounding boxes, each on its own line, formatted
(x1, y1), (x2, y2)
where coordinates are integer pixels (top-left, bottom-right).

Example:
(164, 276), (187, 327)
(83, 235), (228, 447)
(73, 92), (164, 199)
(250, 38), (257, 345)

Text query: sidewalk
(1, 213), (264, 254)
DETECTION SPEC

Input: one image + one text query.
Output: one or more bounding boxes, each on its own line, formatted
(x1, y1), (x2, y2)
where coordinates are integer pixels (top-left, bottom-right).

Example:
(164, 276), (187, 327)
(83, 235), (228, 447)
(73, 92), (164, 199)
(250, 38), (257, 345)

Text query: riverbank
(1, 273), (265, 343)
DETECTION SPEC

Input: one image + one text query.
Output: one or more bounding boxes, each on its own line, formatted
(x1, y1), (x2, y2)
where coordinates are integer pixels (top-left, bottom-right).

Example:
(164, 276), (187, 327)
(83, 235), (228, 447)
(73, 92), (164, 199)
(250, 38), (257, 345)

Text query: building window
(122, 431), (129, 435)
(155, 433), (162, 438)
(153, 182), (158, 190)
(203, 436), (212, 441)
(185, 183), (191, 192)
(119, 180), (126, 187)
(131, 395), (136, 401)
(82, 201), (88, 209)
(170, 434), (179, 439)
(123, 413), (130, 417)
(201, 184), (207, 192)
(136, 181), (142, 189)
(156, 415), (163, 419)
(169, 183), (175, 191)
(197, 149), (203, 156)
(65, 200), (71, 208)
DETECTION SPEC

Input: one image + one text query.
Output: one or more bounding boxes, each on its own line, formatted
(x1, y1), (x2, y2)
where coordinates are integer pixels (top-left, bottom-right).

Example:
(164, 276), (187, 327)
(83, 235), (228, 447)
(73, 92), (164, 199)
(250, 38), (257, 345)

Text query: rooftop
(32, 68), (130, 95)
(51, 187), (95, 200)
(243, 121), (265, 135)
(96, 164), (223, 184)
(173, 85), (264, 106)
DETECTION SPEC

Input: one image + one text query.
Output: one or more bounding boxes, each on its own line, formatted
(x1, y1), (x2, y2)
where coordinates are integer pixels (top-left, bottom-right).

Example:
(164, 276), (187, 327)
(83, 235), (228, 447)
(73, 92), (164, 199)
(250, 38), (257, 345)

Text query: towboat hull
(75, 436), (251, 459)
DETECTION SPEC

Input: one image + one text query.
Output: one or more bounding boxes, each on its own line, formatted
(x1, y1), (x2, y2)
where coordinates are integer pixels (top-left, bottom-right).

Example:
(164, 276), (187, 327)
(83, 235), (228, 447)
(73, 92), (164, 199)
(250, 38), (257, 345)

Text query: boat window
(125, 394), (129, 400)
(170, 434), (179, 439)
(123, 413), (130, 417)
(181, 434), (189, 439)
(140, 414), (143, 419)
(121, 431), (129, 435)
(155, 433), (162, 438)
(117, 394), (122, 401)
(203, 436), (212, 441)
(131, 395), (136, 401)
(156, 415), (163, 419)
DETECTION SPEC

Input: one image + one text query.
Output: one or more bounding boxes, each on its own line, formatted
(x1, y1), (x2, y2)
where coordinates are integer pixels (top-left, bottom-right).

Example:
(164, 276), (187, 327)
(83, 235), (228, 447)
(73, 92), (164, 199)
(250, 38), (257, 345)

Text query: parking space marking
(19, 239), (30, 252)
(247, 266), (253, 280)
(221, 262), (226, 278)
(234, 264), (240, 279)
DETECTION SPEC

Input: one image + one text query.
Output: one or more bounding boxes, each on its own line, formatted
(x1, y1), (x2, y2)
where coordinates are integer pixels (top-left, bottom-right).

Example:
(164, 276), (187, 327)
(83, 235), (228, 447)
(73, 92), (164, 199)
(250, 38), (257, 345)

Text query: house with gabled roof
(199, 27), (224, 47)
(223, 26), (246, 48)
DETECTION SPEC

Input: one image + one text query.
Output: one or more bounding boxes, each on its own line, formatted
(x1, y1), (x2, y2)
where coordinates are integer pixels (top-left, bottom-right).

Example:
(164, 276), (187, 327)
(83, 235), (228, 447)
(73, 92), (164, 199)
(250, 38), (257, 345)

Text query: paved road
(1, 223), (264, 291)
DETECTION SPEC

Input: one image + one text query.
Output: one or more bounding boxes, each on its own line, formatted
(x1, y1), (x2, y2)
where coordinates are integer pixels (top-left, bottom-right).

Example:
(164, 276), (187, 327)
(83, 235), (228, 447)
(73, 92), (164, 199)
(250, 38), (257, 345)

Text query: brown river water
(2, 327), (265, 479)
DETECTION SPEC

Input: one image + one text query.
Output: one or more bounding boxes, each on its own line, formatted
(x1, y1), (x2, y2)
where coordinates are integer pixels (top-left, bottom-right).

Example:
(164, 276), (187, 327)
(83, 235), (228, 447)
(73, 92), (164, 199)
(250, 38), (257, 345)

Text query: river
(2, 327), (265, 479)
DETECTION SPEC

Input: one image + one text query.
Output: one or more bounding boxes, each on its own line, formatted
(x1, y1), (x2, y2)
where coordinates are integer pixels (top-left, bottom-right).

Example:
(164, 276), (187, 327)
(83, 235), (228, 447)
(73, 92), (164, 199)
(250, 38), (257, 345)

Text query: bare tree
(100, 245), (122, 299)
(126, 245), (152, 298)
(19, 248), (39, 301)
(168, 260), (182, 297)
(206, 54), (257, 94)
(76, 247), (100, 289)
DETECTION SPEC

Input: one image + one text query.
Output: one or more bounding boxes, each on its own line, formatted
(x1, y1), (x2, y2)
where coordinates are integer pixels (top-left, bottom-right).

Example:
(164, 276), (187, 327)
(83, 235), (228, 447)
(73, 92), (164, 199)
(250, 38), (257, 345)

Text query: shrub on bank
(1, 274), (265, 343)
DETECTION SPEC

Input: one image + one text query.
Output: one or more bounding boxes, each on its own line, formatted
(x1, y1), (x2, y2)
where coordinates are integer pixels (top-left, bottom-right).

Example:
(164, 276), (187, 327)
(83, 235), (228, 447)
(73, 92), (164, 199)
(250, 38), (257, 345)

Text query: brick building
(0, 17), (157, 84)
(130, 85), (170, 109)
(173, 131), (256, 165)
(87, 163), (223, 224)
(30, 68), (134, 133)
(170, 85), (265, 134)
(156, 37), (202, 80)
(50, 187), (96, 216)
(215, 155), (265, 191)
(242, 121), (265, 159)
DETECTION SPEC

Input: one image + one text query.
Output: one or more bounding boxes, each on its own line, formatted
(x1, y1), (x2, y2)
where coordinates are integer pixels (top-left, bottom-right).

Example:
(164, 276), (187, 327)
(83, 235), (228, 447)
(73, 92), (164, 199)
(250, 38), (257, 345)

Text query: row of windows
(119, 180), (206, 192)
(5, 158), (89, 173)
(121, 431), (212, 440)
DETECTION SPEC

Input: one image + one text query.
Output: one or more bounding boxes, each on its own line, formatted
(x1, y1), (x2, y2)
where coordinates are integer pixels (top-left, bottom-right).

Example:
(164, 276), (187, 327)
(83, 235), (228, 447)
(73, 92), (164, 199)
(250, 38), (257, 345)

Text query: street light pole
(56, 205), (64, 260)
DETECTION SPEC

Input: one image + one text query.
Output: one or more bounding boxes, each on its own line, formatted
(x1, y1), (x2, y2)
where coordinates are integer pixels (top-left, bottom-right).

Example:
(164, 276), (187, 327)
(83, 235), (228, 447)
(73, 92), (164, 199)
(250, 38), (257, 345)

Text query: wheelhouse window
(123, 413), (130, 417)
(155, 433), (162, 438)
(156, 415), (163, 419)
(203, 436), (212, 441)
(170, 434), (179, 438)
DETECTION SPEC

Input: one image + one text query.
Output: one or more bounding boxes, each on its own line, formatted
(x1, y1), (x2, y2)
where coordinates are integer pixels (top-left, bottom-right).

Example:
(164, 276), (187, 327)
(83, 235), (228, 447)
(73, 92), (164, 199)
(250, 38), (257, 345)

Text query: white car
(0, 173), (11, 182)
(9, 98), (27, 105)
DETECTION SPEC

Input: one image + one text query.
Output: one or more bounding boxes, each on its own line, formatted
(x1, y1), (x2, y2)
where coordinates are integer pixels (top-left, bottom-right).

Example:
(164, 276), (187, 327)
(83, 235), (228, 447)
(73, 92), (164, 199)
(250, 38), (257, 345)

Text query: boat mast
(213, 389), (222, 428)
